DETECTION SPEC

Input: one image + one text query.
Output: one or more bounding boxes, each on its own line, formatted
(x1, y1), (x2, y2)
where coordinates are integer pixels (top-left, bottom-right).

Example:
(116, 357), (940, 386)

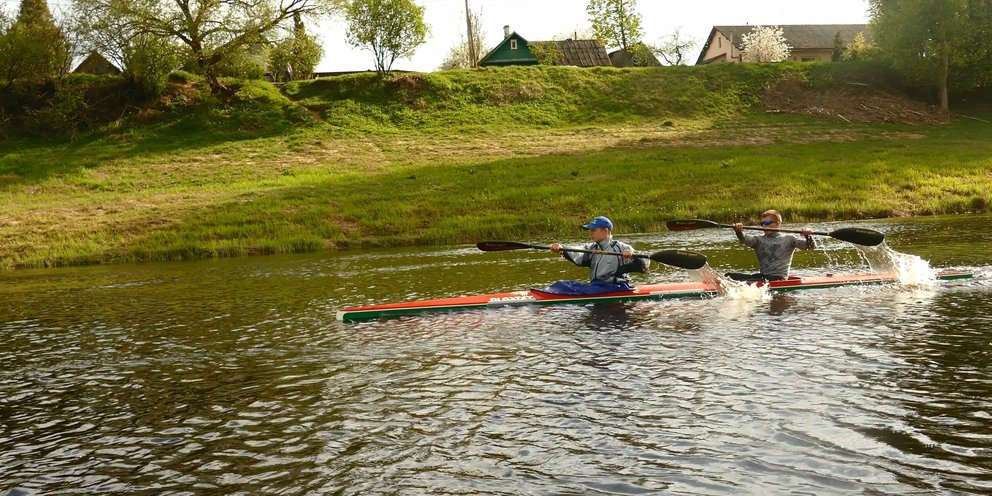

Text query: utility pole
(465, 0), (476, 67)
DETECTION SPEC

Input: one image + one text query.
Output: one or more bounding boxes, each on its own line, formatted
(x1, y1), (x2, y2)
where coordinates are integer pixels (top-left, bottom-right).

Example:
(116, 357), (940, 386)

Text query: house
(478, 26), (611, 67)
(73, 51), (122, 75)
(695, 24), (870, 65)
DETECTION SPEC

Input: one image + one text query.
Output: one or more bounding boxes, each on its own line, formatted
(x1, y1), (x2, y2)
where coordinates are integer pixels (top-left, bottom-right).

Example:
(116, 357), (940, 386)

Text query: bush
(168, 70), (199, 84)
(22, 88), (88, 137)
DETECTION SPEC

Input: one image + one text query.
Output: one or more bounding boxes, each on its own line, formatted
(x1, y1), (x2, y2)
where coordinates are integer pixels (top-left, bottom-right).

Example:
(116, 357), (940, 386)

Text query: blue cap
(582, 216), (613, 230)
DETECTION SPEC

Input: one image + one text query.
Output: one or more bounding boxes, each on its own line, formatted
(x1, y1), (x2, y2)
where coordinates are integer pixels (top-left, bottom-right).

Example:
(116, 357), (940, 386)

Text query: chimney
(504, 25), (510, 39)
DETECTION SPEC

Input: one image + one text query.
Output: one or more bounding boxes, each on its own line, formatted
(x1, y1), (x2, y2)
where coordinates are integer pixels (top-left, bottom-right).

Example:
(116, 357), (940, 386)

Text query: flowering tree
(740, 25), (790, 63)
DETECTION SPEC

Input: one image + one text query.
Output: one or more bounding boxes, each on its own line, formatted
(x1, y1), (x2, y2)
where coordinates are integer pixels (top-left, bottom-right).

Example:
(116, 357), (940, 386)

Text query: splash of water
(719, 278), (772, 301)
(860, 245), (938, 285)
(688, 266), (771, 301)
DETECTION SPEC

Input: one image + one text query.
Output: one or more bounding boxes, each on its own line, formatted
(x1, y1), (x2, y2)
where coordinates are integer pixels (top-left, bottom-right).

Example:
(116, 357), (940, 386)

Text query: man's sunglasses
(760, 220), (778, 226)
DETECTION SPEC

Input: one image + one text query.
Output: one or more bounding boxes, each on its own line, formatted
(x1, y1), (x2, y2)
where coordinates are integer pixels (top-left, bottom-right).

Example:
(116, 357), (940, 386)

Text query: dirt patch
(761, 74), (949, 125)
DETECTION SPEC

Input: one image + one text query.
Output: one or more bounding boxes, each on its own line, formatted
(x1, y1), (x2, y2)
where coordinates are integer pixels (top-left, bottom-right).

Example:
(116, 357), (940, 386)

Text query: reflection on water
(2, 214), (992, 494)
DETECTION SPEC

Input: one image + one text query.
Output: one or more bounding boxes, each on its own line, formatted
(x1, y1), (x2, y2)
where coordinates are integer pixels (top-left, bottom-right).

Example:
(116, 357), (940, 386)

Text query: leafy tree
(870, 0), (960, 111)
(269, 14), (324, 81)
(71, 0), (342, 95)
(345, 0), (428, 76)
(870, 0), (992, 111)
(740, 25), (790, 63)
(832, 31), (844, 61)
(655, 27), (697, 65)
(73, 1), (182, 97)
(843, 31), (877, 61)
(438, 9), (483, 70)
(0, 0), (71, 87)
(586, 0), (642, 51)
(528, 41), (565, 65)
(956, 0), (992, 93)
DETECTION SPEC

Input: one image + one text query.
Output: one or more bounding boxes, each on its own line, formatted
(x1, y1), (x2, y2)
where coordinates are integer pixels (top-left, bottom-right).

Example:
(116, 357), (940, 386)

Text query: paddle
(476, 241), (708, 270)
(665, 219), (885, 246)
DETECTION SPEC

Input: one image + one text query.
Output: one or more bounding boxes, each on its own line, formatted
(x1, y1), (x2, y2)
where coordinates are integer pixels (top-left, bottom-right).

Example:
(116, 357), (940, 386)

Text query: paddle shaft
(712, 223), (821, 236)
(666, 218), (884, 246)
(516, 243), (650, 260)
(476, 241), (708, 269)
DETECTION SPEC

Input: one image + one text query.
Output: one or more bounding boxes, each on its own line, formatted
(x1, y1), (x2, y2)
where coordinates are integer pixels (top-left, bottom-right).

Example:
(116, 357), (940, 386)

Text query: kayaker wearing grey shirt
(726, 209), (815, 282)
(550, 216), (650, 284)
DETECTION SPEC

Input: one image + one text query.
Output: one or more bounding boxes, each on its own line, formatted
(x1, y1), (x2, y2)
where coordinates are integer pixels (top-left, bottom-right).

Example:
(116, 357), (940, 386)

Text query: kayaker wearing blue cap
(548, 216), (650, 291)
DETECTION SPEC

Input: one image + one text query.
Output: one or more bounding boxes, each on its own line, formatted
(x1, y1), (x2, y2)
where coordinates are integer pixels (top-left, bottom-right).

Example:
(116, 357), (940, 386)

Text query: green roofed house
(479, 25), (611, 67)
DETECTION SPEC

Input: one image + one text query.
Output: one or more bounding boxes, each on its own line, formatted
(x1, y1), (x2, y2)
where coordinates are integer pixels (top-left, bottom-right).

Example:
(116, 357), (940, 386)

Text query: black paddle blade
(477, 241), (531, 251)
(649, 250), (708, 270)
(477, 241), (547, 252)
(666, 219), (721, 231)
(828, 228), (885, 246)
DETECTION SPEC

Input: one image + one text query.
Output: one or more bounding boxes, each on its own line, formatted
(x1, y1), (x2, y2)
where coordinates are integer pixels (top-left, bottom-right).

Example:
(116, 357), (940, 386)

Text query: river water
(2, 214), (991, 495)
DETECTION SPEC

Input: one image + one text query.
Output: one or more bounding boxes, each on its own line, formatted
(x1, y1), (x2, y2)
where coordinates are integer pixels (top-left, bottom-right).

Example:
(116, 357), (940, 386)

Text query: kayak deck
(336, 270), (972, 322)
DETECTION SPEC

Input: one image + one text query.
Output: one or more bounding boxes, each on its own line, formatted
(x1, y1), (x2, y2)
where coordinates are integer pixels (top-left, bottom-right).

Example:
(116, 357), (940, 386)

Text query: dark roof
(696, 24), (871, 65)
(608, 46), (661, 67)
(73, 51), (121, 75)
(551, 39), (611, 67)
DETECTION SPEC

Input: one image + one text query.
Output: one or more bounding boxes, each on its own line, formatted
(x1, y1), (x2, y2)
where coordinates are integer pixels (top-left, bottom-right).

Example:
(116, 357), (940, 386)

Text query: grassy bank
(1, 64), (990, 270)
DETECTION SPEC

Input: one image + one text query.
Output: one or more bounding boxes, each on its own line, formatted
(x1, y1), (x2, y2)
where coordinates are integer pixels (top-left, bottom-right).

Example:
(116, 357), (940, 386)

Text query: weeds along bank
(1, 63), (989, 269)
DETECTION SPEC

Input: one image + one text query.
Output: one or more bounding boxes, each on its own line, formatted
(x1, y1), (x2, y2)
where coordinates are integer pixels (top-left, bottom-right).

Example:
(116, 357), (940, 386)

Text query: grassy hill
(1, 63), (989, 269)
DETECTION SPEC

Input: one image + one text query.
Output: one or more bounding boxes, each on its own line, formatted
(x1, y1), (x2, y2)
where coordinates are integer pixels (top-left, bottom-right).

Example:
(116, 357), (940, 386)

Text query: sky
(10, 0), (871, 72)
(314, 0), (872, 72)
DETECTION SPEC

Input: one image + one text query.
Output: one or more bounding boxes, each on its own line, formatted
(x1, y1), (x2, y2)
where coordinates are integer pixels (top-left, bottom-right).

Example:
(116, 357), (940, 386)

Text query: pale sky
(315, 0), (871, 72)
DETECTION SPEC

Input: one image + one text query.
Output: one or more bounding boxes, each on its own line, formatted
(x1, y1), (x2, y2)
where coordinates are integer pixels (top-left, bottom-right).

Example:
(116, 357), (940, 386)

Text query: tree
(740, 25), (790, 63)
(438, 9), (483, 70)
(832, 31), (844, 61)
(73, 1), (183, 96)
(843, 31), (877, 61)
(269, 13), (323, 81)
(655, 28), (697, 65)
(586, 0), (642, 51)
(870, 0), (992, 112)
(71, 0), (342, 95)
(0, 0), (71, 87)
(345, 0), (428, 76)
(528, 41), (565, 65)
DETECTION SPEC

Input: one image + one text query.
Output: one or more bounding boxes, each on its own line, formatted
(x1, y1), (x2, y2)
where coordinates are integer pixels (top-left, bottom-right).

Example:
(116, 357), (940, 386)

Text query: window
(801, 57), (816, 62)
(510, 39), (518, 50)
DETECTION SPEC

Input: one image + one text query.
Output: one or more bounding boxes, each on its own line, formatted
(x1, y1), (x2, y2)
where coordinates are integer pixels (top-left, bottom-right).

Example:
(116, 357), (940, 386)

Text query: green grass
(1, 64), (990, 269)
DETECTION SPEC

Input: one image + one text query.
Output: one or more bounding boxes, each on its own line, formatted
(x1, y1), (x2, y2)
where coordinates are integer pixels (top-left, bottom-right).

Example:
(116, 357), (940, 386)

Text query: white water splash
(688, 266), (771, 301)
(720, 279), (772, 301)
(863, 245), (938, 285)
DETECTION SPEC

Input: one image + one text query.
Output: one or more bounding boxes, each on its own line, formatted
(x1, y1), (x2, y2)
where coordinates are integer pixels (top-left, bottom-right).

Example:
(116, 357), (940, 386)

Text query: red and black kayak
(336, 270), (973, 322)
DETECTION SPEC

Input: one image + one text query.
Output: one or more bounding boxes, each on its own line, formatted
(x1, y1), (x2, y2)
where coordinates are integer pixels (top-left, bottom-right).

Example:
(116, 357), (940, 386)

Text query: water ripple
(3, 216), (992, 494)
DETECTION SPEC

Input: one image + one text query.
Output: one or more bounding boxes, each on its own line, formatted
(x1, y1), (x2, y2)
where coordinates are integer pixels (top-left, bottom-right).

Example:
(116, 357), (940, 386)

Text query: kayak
(336, 270), (973, 322)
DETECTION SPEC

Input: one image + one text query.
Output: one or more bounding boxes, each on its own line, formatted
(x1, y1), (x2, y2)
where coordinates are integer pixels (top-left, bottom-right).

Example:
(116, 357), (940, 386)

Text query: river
(2, 214), (991, 494)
